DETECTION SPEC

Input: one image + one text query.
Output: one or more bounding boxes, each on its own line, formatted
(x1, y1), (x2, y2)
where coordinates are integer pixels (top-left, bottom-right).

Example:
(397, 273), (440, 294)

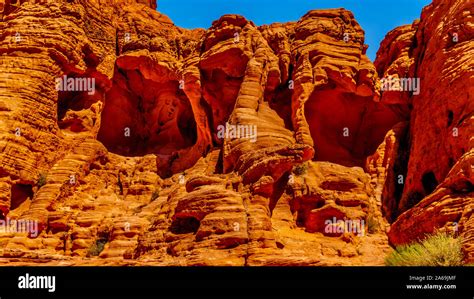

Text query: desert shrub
(385, 231), (464, 266)
(37, 173), (47, 188)
(367, 215), (379, 234)
(87, 232), (110, 257)
(294, 163), (308, 175)
(150, 189), (160, 201)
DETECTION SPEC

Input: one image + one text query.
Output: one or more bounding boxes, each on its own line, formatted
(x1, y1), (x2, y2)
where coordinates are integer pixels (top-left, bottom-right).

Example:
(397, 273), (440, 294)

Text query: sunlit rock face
(375, 0), (474, 263)
(0, 0), (471, 265)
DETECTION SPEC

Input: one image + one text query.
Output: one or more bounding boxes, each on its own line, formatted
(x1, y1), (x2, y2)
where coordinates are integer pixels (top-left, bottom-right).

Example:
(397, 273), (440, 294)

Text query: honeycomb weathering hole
(56, 70), (110, 133)
(304, 87), (402, 166)
(10, 184), (33, 211)
(97, 58), (198, 161)
(170, 216), (200, 234)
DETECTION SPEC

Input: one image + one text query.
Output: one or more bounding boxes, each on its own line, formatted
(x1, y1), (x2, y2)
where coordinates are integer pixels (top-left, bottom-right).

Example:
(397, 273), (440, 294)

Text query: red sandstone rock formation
(377, 0), (474, 262)
(0, 0), (471, 265)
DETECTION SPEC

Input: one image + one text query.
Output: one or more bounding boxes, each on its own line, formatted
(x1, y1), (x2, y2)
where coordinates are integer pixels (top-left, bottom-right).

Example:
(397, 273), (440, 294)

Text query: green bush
(367, 215), (379, 234)
(87, 233), (109, 257)
(293, 163), (308, 175)
(385, 231), (464, 266)
(37, 173), (47, 188)
(87, 239), (107, 257)
(150, 189), (160, 201)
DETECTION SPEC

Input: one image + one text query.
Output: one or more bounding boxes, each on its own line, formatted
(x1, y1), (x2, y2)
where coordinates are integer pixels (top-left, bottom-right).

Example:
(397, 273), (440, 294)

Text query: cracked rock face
(0, 0), (472, 265)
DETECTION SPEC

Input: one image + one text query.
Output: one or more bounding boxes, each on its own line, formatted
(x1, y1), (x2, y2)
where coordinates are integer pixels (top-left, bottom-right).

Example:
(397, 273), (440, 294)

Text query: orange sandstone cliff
(0, 0), (472, 265)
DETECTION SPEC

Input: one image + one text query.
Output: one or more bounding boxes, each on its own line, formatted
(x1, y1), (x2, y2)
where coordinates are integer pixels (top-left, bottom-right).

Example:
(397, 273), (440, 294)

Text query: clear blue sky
(158, 0), (431, 61)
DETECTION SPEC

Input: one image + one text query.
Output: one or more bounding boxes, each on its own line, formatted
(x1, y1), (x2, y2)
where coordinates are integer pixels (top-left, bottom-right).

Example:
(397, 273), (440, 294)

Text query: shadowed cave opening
(265, 63), (295, 132)
(170, 216), (200, 234)
(56, 71), (107, 133)
(421, 171), (438, 195)
(57, 91), (100, 133)
(199, 45), (248, 146)
(304, 86), (402, 167)
(294, 197), (325, 228)
(0, 0), (24, 18)
(10, 184), (33, 211)
(201, 68), (243, 145)
(447, 110), (454, 127)
(386, 124), (410, 223)
(97, 61), (198, 159)
(267, 83), (294, 131)
(58, 89), (94, 123)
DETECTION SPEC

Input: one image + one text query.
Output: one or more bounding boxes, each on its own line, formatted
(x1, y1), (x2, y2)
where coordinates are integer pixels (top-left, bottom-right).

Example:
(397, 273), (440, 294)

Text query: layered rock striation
(0, 0), (471, 265)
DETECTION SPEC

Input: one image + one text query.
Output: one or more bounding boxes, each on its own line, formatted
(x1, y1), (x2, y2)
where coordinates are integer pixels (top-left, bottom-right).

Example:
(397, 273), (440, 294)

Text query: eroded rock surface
(0, 0), (472, 265)
(371, 0), (473, 262)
